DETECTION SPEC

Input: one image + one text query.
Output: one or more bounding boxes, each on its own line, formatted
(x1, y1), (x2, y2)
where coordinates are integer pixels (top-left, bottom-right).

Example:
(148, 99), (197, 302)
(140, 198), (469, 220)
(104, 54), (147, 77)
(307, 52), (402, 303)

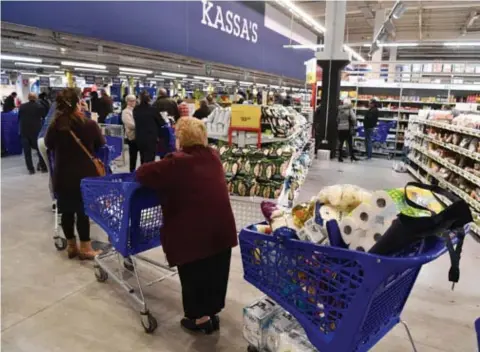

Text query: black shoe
(211, 315), (220, 331)
(180, 318), (214, 335)
(338, 158), (344, 162)
(351, 156), (359, 162)
(28, 169), (35, 175)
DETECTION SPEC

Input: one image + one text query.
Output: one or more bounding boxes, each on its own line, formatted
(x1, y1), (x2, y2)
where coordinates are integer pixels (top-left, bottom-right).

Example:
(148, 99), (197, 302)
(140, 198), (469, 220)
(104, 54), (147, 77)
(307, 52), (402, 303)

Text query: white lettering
(233, 14), (241, 37)
(251, 22), (258, 43)
(240, 18), (250, 41)
(201, 0), (214, 26)
(201, 1), (258, 43)
(225, 10), (234, 34)
(213, 6), (225, 31)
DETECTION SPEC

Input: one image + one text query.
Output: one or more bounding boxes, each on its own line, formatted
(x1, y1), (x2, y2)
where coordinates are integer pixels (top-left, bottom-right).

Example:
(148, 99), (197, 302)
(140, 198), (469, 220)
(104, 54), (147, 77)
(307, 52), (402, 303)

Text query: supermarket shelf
(406, 164), (429, 184)
(356, 108), (419, 113)
(411, 144), (480, 188)
(421, 134), (480, 163)
(401, 100), (454, 105)
(411, 118), (480, 138)
(356, 116), (398, 122)
(408, 155), (480, 212)
(353, 99), (400, 103)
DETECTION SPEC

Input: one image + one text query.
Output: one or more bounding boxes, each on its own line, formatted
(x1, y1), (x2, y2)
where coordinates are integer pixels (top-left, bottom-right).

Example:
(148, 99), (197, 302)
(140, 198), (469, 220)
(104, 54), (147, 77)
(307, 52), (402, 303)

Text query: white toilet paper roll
(339, 217), (367, 248)
(350, 203), (378, 229)
(371, 191), (397, 213)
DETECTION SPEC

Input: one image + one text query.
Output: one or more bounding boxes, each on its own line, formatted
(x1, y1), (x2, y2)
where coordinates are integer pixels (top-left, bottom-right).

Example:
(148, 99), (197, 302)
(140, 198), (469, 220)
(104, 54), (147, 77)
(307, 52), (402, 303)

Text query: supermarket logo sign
(201, 0), (259, 43)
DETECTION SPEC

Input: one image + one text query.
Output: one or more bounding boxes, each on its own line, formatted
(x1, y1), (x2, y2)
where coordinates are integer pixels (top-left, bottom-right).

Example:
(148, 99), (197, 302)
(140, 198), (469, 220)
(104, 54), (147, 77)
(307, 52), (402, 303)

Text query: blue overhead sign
(1, 1), (312, 80)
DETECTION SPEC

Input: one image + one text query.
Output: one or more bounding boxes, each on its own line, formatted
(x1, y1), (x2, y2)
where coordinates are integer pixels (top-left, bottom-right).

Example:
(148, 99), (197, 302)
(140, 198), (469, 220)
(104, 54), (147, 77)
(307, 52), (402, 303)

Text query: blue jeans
(364, 128), (374, 159)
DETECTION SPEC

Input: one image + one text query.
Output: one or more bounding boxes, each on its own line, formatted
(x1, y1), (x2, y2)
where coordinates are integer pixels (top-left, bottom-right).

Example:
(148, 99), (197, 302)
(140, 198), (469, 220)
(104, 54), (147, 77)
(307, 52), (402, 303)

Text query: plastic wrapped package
(243, 297), (282, 350)
(277, 329), (317, 352)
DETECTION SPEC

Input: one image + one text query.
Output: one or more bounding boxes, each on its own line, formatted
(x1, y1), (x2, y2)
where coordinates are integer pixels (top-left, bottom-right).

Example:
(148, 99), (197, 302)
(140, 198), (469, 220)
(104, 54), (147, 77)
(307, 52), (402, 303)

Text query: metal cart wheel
(140, 311), (158, 333)
(54, 237), (67, 251)
(123, 257), (134, 272)
(247, 345), (259, 352)
(94, 265), (109, 282)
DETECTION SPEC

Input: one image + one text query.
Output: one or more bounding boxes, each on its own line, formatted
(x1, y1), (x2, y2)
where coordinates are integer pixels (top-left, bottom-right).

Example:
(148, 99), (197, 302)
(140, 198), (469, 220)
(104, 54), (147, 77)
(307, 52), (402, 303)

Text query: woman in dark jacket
(45, 88), (106, 260)
(193, 99), (211, 119)
(133, 91), (164, 164)
(136, 117), (237, 334)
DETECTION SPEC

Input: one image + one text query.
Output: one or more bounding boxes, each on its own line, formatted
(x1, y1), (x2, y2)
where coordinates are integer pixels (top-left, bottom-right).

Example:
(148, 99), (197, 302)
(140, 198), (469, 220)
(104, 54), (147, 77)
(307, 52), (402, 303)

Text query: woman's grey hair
(126, 94), (136, 102)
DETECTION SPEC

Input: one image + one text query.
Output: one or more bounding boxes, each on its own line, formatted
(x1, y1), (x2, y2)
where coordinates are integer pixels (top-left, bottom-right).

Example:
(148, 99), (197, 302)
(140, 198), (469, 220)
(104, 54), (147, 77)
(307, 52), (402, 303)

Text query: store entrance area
(2, 155), (478, 352)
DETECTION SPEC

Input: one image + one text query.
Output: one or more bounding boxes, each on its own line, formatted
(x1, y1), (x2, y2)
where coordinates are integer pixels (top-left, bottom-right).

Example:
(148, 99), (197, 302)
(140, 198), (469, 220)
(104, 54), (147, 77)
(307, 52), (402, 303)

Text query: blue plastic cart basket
(357, 121), (396, 142)
(239, 224), (455, 352)
(81, 173), (162, 257)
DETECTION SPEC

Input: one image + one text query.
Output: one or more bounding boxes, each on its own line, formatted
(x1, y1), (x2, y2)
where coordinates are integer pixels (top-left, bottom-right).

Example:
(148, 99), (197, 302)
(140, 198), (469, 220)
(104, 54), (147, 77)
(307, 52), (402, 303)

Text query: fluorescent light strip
(121, 72), (147, 77)
(193, 76), (215, 81)
(239, 81), (253, 85)
(20, 71), (38, 76)
(275, 0), (325, 33)
(256, 83), (268, 87)
(61, 61), (106, 69)
(283, 44), (324, 50)
(270, 85), (280, 89)
(119, 67), (153, 74)
(444, 42), (480, 47)
(161, 72), (187, 78)
(379, 42), (418, 47)
(54, 70), (65, 74)
(219, 79), (236, 83)
(1, 55), (42, 63)
(343, 45), (366, 62)
(74, 68), (109, 73)
(15, 62), (60, 68)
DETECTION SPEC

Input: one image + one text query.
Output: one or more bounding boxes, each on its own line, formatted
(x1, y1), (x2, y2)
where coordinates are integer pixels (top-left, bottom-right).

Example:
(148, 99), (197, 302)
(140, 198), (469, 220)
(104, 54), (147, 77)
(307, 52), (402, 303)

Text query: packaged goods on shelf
(205, 107), (231, 136)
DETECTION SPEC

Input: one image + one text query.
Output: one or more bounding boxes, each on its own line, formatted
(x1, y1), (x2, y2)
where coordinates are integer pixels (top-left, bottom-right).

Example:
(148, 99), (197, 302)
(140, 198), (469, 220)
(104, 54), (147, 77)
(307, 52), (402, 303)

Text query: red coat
(136, 145), (238, 266)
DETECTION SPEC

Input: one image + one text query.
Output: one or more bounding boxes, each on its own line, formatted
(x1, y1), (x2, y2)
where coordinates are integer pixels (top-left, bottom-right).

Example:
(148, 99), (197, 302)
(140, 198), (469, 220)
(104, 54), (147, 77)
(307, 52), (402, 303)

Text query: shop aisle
(1, 155), (479, 352)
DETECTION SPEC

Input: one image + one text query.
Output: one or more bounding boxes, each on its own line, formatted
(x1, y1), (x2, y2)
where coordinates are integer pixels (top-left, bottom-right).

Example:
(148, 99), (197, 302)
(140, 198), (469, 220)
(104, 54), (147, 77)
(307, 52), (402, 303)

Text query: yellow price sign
(230, 105), (261, 129)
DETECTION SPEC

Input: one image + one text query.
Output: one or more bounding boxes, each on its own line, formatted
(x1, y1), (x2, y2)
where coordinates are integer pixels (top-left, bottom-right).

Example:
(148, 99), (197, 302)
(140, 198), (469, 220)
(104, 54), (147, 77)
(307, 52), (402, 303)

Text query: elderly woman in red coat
(136, 117), (237, 334)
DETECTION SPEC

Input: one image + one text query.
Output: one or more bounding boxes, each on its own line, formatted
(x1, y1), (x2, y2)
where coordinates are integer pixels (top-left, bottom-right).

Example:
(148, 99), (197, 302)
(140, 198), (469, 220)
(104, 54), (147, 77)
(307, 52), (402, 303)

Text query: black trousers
(22, 136), (46, 172)
(139, 146), (156, 164)
(127, 139), (139, 172)
(338, 130), (354, 159)
(61, 210), (90, 242)
(177, 249), (232, 320)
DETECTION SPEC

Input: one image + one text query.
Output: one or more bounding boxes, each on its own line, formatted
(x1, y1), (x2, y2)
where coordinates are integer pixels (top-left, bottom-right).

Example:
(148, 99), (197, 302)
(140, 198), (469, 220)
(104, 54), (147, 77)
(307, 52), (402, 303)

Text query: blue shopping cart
(49, 145), (116, 251)
(357, 121), (397, 159)
(81, 173), (176, 333)
(239, 224), (462, 352)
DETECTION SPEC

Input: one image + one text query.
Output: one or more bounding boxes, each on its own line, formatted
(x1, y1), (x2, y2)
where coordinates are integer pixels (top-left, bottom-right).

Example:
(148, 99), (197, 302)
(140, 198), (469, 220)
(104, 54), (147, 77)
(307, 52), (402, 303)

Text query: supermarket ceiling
(289, 0), (480, 60)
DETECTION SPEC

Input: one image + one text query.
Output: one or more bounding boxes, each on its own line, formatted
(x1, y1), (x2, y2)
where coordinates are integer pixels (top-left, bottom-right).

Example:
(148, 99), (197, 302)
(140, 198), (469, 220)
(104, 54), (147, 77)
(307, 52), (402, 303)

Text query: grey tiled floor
(1, 155), (479, 351)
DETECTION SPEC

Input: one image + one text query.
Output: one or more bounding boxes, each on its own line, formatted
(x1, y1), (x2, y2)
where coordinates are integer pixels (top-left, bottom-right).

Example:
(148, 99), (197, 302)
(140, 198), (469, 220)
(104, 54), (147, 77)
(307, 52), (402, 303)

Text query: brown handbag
(70, 130), (106, 177)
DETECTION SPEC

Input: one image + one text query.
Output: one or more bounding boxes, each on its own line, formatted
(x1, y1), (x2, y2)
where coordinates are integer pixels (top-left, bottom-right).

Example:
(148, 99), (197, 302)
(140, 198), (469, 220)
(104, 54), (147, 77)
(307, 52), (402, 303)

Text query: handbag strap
(69, 130), (96, 161)
(403, 181), (461, 215)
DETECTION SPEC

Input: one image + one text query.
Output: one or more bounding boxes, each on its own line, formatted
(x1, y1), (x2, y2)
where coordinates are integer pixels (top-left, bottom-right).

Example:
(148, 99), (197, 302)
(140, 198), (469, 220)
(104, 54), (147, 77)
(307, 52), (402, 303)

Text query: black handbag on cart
(369, 182), (473, 288)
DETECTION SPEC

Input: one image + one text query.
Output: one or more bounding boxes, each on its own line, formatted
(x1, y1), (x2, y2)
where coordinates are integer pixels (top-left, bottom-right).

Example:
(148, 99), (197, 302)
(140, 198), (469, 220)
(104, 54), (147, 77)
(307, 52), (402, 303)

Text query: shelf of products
(406, 108), (480, 239)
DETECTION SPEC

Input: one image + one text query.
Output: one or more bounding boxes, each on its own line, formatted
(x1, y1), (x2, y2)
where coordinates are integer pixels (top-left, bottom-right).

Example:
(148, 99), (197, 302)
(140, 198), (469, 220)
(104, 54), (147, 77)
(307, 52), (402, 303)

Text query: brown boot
(67, 239), (79, 259)
(78, 241), (102, 260)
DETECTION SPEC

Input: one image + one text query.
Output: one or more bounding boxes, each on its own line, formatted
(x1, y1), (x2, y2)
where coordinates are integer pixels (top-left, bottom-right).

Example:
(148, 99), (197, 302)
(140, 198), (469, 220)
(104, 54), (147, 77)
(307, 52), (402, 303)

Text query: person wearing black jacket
(133, 91), (165, 164)
(363, 98), (379, 160)
(3, 92), (17, 112)
(193, 100), (211, 119)
(97, 90), (113, 123)
(38, 92), (50, 117)
(18, 93), (47, 174)
(154, 88), (180, 121)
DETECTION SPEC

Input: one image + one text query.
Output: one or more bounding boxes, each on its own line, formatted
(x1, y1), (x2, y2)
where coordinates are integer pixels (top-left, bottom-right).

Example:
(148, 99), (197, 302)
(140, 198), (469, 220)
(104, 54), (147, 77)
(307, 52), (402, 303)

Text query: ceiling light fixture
(61, 61), (106, 69)
(392, 1), (407, 19)
(219, 79), (236, 83)
(193, 75), (215, 81)
(379, 42), (419, 47)
(275, 0), (326, 33)
(119, 67), (153, 74)
(283, 44), (324, 50)
(270, 85), (280, 89)
(161, 72), (187, 78)
(256, 83), (268, 87)
(54, 70), (65, 74)
(15, 62), (60, 68)
(343, 45), (366, 62)
(239, 81), (253, 85)
(1, 54), (42, 63)
(74, 68), (109, 73)
(443, 42), (480, 47)
(122, 72), (147, 77)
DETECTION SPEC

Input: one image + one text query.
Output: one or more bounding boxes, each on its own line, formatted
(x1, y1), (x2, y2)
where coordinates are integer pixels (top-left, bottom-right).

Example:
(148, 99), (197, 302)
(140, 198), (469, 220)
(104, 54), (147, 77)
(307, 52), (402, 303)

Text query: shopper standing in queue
(193, 99), (211, 119)
(336, 98), (358, 162)
(3, 92), (17, 112)
(45, 88), (105, 260)
(154, 88), (180, 121)
(136, 117), (237, 335)
(363, 98), (379, 160)
(134, 90), (164, 164)
(206, 94), (218, 113)
(18, 93), (48, 174)
(38, 92), (50, 117)
(97, 89), (113, 123)
(122, 94), (139, 172)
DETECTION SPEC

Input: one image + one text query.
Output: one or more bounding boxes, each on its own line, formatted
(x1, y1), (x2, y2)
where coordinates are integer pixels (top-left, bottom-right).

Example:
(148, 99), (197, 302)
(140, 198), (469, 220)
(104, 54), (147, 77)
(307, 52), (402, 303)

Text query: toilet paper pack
(243, 297), (282, 349)
(264, 310), (298, 352)
(277, 329), (317, 352)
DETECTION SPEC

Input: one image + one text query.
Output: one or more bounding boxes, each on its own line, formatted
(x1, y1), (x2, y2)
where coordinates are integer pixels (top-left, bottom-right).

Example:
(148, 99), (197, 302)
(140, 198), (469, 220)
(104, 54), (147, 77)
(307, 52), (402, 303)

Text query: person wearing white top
(122, 94), (138, 172)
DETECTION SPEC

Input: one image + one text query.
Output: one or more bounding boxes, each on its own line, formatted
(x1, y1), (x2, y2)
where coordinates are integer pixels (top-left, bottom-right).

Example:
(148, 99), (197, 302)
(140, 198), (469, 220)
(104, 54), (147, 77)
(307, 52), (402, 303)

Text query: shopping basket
(80, 173), (176, 333)
(49, 145), (115, 251)
(239, 224), (457, 352)
(156, 125), (176, 158)
(99, 123), (124, 163)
